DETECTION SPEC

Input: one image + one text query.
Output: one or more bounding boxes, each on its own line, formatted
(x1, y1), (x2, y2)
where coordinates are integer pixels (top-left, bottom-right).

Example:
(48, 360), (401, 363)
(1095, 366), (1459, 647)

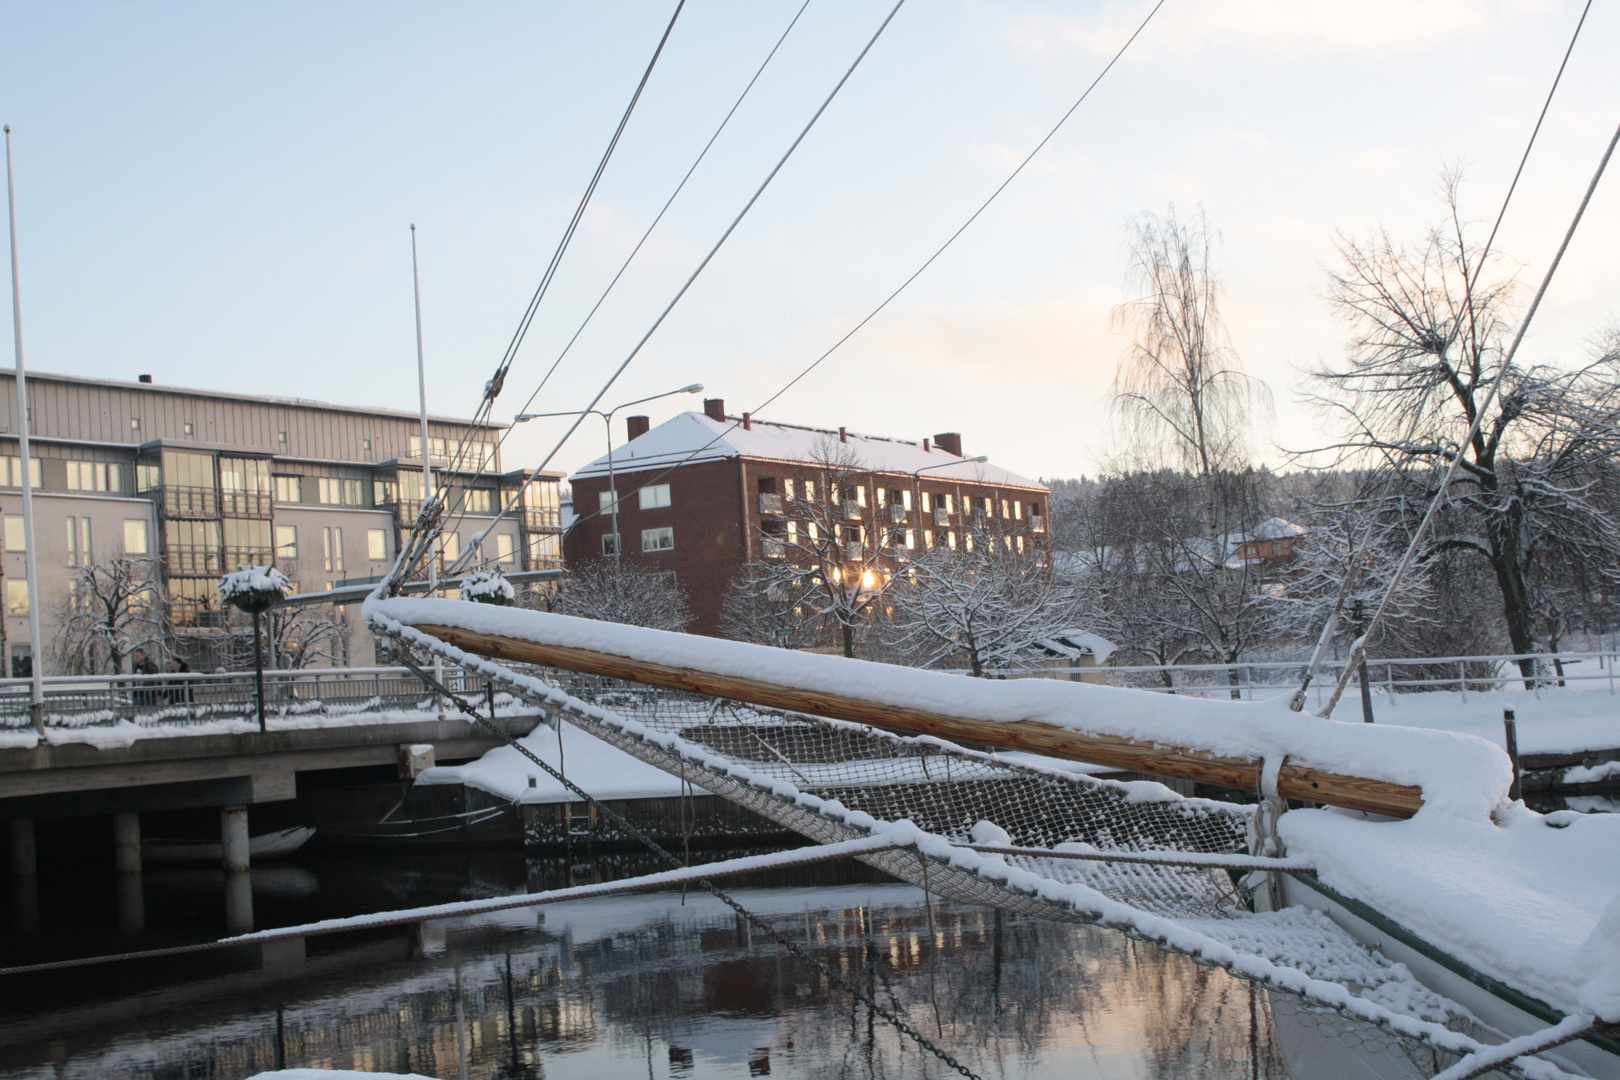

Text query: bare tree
(52, 555), (168, 675)
(1111, 207), (1271, 694)
(720, 439), (894, 657)
(557, 559), (691, 632)
(883, 525), (1082, 676)
(1307, 182), (1620, 677)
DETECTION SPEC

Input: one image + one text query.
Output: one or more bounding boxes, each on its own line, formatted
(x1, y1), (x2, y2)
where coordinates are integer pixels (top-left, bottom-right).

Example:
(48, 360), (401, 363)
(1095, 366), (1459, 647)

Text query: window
(124, 519), (149, 555)
(642, 526), (674, 552)
(4, 515), (23, 552)
(363, 438), (373, 452)
(921, 492), (932, 513)
(904, 529), (914, 550)
(130, 418), (141, 432)
(367, 529), (388, 561)
(1016, 535), (1025, 552)
(947, 531), (957, 550)
(804, 480), (816, 502)
(278, 431), (288, 444)
(317, 477), (363, 506)
(276, 525), (298, 559)
(462, 488), (492, 514)
(496, 533), (515, 564)
(65, 517), (92, 565)
(924, 529), (933, 548)
(601, 533), (619, 556)
(137, 462), (160, 491)
(66, 461), (123, 492)
(639, 483), (671, 510)
(373, 479), (397, 505)
(783, 479), (795, 501)
(275, 476), (302, 503)
(440, 532), (459, 565)
(409, 434), (447, 459)
(807, 521), (819, 540)
(162, 450), (215, 490)
(6, 580), (27, 615)
(876, 487), (887, 508)
(944, 493), (955, 514)
(598, 490), (623, 513)
(183, 422), (195, 436)
(323, 527), (344, 574)
(902, 490), (913, 511)
(0, 457), (42, 488)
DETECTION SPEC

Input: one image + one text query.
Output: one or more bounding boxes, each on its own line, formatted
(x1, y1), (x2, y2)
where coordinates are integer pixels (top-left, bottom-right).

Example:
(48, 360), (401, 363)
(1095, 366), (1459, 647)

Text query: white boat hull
(143, 826), (316, 865)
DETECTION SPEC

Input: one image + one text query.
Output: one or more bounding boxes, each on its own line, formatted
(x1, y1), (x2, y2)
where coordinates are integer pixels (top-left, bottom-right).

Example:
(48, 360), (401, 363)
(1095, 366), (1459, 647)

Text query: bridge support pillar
(8, 819), (37, 935)
(9, 818), (35, 878)
(116, 870), (145, 936)
(113, 812), (141, 874)
(221, 805), (250, 873)
(224, 869), (254, 934)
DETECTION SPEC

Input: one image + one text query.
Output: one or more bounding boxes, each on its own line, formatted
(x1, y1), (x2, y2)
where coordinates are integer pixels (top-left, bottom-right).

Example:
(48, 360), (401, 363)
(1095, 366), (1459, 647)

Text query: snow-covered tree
(882, 525), (1082, 676)
(1306, 178), (1620, 678)
(720, 439), (894, 657)
(557, 559), (691, 632)
(52, 556), (168, 675)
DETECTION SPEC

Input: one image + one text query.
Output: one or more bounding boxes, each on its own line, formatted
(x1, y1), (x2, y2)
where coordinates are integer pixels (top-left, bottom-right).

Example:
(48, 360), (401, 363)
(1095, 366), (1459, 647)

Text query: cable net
(371, 619), (1549, 1079)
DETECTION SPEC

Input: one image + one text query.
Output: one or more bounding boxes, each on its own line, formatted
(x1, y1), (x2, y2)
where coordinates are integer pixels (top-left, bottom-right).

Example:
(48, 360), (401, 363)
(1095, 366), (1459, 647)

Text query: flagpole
(410, 224), (444, 715)
(4, 125), (46, 732)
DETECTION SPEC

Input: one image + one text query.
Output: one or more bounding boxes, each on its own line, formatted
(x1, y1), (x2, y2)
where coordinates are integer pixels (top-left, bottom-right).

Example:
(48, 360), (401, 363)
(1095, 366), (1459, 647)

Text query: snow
(571, 410), (1045, 490)
(1565, 760), (1620, 785)
(1280, 801), (1620, 1019)
(461, 568), (514, 605)
(218, 565), (289, 601)
(416, 720), (708, 803)
(1035, 629), (1117, 663)
(1366, 685), (1620, 757)
(368, 598), (1513, 819)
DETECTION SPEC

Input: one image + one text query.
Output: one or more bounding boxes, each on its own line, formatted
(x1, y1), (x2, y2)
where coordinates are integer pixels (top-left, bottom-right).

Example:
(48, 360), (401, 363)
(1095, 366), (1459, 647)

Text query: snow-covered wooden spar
(386, 604), (1430, 819)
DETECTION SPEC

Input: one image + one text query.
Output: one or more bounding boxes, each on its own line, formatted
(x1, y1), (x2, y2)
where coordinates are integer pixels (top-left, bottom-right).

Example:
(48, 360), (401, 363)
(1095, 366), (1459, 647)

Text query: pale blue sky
(2, 1), (1616, 482)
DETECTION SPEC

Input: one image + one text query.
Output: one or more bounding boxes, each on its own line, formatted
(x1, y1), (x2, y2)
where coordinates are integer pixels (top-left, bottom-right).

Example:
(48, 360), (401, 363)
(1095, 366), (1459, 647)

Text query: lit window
(323, 527), (344, 573)
(130, 418), (141, 431)
(1016, 535), (1025, 552)
(904, 529), (914, 549)
(783, 479), (795, 501)
(948, 531), (957, 550)
(902, 490), (912, 511)
(124, 519), (149, 555)
(183, 422), (195, 436)
(876, 488), (887, 507)
(807, 522), (819, 540)
(639, 483), (671, 510)
(3, 515), (23, 552)
(856, 486), (867, 507)
(496, 533), (515, 564)
(462, 488), (492, 514)
(276, 525), (298, 559)
(920, 492), (931, 513)
(275, 476), (302, 503)
(6, 580), (27, 615)
(964, 533), (973, 551)
(642, 526), (674, 552)
(924, 529), (933, 548)
(368, 529), (388, 562)
(804, 480), (816, 502)
(1014, 501), (1024, 520)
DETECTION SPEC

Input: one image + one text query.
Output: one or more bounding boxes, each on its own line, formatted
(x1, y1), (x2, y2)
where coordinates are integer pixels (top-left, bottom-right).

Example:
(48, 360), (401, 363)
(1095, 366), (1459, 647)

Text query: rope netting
(371, 615), (1577, 1079)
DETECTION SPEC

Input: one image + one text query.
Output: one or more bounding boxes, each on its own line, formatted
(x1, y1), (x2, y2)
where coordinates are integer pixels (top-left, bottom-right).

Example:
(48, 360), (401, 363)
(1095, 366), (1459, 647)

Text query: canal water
(0, 846), (1305, 1080)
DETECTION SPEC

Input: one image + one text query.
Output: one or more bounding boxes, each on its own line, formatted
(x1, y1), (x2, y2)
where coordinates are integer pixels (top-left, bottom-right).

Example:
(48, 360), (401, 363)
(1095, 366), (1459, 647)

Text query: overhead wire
(437, 0), (814, 545)
(449, 0), (909, 573)
(552, 0), (1166, 543)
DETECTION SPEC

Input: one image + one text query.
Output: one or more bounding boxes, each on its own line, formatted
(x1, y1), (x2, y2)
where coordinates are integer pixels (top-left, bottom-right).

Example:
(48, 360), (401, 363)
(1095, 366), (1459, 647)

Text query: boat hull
(143, 826), (316, 865)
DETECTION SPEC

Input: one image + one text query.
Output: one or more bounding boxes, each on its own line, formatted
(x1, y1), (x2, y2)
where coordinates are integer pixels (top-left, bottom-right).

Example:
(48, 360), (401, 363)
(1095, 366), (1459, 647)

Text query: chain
(394, 648), (984, 1080)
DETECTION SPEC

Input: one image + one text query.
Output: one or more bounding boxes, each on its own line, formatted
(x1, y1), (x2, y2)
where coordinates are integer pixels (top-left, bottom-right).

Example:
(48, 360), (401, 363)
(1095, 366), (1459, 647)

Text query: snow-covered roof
(571, 411), (1045, 490)
(1036, 630), (1118, 662)
(1248, 517), (1306, 541)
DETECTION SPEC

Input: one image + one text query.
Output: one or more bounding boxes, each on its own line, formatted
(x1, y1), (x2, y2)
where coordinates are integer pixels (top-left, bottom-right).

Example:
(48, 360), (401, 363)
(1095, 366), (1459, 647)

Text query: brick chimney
(838, 426), (848, 443)
(933, 432), (962, 457)
(626, 415), (650, 441)
(742, 412), (752, 431)
(703, 398), (726, 422)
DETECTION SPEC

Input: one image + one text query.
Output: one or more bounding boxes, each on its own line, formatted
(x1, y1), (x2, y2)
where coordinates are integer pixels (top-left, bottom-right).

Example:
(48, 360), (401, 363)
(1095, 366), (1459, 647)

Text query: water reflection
(0, 849), (1296, 1080)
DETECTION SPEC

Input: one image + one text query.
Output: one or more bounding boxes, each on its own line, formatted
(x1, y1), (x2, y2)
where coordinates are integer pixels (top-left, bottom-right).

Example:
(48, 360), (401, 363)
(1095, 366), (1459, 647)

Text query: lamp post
(515, 383), (701, 559)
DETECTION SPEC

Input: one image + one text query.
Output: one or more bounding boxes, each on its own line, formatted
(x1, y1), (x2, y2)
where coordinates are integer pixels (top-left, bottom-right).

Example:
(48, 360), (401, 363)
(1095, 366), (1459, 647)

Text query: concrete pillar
(113, 812), (141, 875)
(224, 870), (254, 935)
(9, 819), (36, 878)
(9, 820), (38, 936)
(116, 872), (144, 936)
(221, 805), (250, 873)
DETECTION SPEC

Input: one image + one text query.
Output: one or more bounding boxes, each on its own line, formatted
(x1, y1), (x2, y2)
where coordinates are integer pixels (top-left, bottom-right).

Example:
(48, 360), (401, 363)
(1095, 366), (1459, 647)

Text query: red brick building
(562, 399), (1050, 636)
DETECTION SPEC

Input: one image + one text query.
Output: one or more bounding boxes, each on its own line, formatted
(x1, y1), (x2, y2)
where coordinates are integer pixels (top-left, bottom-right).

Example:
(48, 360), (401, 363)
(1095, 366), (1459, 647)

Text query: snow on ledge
(366, 598), (1512, 820)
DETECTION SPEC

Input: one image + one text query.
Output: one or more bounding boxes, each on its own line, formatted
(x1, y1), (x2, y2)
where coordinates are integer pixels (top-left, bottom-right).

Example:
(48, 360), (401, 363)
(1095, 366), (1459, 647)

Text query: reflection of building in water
(0, 882), (1306, 1080)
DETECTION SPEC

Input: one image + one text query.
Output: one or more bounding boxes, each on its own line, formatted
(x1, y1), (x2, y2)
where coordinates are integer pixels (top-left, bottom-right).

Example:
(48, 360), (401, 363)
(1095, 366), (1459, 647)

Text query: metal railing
(0, 666), (522, 731)
(984, 650), (1620, 704)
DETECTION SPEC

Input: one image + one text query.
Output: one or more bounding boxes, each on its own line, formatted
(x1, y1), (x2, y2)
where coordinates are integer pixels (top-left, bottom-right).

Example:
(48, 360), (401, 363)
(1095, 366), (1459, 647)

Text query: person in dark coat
(164, 657), (193, 705)
(130, 648), (160, 707)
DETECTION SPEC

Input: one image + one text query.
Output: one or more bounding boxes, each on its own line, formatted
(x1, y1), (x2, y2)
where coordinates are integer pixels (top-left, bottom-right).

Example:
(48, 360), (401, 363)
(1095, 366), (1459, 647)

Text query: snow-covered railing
(0, 665), (504, 730)
(991, 650), (1620, 704)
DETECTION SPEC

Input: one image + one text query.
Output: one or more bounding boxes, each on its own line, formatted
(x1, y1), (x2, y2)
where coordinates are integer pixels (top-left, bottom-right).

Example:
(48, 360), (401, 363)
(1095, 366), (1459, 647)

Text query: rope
(391, 647), (985, 1080)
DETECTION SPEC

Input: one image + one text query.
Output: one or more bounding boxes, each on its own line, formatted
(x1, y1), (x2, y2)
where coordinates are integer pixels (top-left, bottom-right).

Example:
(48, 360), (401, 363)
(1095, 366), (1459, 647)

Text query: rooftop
(572, 411), (1045, 490)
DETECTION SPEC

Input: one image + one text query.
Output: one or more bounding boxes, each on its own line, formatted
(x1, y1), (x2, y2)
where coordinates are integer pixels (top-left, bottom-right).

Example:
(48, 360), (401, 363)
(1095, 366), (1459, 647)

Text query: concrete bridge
(2, 710), (539, 934)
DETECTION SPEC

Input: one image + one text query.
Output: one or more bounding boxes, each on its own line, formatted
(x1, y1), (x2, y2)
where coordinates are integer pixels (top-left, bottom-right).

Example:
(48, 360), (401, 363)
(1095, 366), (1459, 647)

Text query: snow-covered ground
(1346, 685), (1619, 758)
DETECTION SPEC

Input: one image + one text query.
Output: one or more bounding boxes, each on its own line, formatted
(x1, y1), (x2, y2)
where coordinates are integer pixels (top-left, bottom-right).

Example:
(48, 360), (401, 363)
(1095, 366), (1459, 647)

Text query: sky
(1, 0), (1616, 486)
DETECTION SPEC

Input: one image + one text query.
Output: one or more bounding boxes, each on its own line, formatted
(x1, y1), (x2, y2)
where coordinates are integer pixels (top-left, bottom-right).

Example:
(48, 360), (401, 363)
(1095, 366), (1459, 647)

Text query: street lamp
(907, 455), (987, 553)
(514, 383), (702, 559)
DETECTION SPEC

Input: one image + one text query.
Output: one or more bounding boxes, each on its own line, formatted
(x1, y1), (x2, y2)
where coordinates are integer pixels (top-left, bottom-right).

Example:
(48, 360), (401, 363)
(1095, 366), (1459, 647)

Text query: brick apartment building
(0, 369), (564, 673)
(562, 398), (1050, 636)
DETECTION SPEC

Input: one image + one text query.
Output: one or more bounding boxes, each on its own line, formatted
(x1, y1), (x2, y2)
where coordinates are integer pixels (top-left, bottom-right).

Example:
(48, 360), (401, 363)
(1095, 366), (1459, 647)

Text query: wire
(553, 0), (1166, 542)
(438, 0), (813, 542)
(451, 0), (909, 572)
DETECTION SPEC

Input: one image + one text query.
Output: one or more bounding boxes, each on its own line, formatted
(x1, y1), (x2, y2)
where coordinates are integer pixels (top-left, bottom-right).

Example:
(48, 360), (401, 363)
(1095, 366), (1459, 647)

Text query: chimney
(137, 374), (153, 384)
(703, 398), (726, 422)
(933, 432), (962, 457)
(742, 412), (751, 431)
(922, 438), (931, 453)
(838, 426), (848, 444)
(626, 415), (650, 441)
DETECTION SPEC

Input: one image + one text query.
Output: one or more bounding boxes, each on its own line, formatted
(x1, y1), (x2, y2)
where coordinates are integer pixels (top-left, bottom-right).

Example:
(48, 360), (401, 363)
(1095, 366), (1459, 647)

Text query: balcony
(933, 507), (951, 527)
(219, 490), (273, 517)
(222, 546), (275, 570)
(156, 485), (218, 518)
(759, 493), (784, 515)
(841, 501), (862, 520)
(888, 506), (908, 525)
(1029, 514), (1046, 534)
(166, 544), (222, 575)
(521, 509), (561, 532)
(762, 538), (788, 559)
(843, 541), (863, 561)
